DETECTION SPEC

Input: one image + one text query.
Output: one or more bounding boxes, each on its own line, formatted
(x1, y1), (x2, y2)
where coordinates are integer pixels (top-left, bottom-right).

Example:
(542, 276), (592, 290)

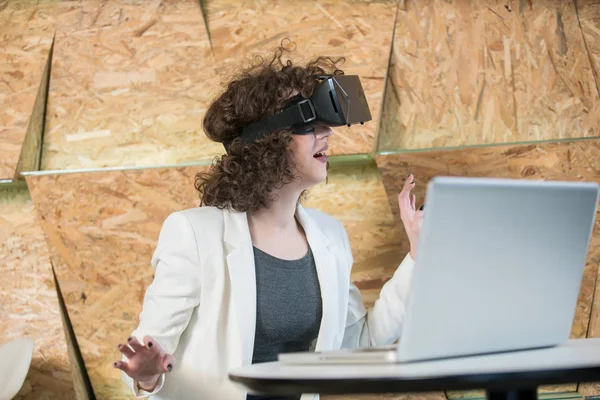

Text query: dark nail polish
(117, 344), (121, 349)
(147, 342), (153, 348)
(167, 364), (172, 372)
(127, 337), (133, 342)
(419, 205), (424, 211)
(113, 362), (118, 367)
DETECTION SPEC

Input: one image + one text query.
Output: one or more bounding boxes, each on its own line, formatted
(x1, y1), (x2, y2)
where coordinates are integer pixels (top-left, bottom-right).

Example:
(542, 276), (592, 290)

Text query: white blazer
(122, 204), (415, 399)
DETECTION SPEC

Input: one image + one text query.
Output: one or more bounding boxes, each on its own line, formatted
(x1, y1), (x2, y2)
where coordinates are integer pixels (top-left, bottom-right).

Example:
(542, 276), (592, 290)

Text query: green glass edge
(377, 135), (600, 156)
(17, 154), (375, 178)
(0, 179), (28, 191)
(12, 134), (600, 182)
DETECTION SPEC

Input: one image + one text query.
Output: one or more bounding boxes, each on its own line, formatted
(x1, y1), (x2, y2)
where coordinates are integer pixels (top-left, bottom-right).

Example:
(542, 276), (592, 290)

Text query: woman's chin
(308, 172), (328, 187)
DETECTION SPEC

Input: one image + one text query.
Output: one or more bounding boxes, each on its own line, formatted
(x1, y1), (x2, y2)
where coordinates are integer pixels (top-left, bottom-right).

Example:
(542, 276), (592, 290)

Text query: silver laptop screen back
(397, 177), (599, 363)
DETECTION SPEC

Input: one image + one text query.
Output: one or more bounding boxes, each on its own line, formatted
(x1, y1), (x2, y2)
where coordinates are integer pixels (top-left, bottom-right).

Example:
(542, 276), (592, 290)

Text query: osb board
(202, 0), (398, 155)
(306, 161), (445, 400)
(14, 40), (52, 181)
(26, 161), (421, 398)
(56, 285), (94, 400)
(306, 160), (411, 308)
(377, 0), (600, 153)
(376, 138), (600, 397)
(581, 258), (600, 395)
(576, 0), (600, 102)
(0, 0), (56, 179)
(41, 0), (218, 172)
(0, 184), (75, 399)
(26, 167), (203, 398)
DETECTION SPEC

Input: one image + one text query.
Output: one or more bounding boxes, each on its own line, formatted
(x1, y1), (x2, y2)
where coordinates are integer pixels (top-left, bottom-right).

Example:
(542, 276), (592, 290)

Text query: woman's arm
(120, 211), (202, 397)
(339, 220), (415, 348)
(341, 175), (421, 348)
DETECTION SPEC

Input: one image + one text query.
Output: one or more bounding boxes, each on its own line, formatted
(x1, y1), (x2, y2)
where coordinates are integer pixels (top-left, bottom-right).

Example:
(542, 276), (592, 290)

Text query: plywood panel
(0, 184), (75, 399)
(26, 159), (428, 397)
(0, 0), (56, 179)
(376, 138), (600, 397)
(202, 0), (397, 156)
(307, 160), (408, 308)
(581, 258), (600, 395)
(13, 41), (53, 181)
(378, 0), (600, 153)
(576, 0), (600, 103)
(27, 167), (202, 398)
(577, 5), (600, 379)
(41, 0), (217, 172)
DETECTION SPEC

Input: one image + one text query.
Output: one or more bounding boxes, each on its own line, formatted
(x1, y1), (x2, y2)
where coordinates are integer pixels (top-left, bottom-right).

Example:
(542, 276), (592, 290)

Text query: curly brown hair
(195, 43), (344, 213)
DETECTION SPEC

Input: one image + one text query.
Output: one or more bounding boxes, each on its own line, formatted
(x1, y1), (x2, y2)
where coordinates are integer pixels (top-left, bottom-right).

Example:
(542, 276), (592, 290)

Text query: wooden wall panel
(307, 160), (406, 308)
(40, 0), (397, 172)
(376, 138), (600, 397)
(26, 160), (436, 398)
(378, 0), (600, 153)
(0, 184), (75, 399)
(576, 0), (600, 105)
(26, 167), (202, 398)
(581, 259), (600, 395)
(578, 0), (600, 376)
(13, 41), (53, 181)
(41, 0), (217, 172)
(201, 0), (398, 156)
(0, 0), (56, 179)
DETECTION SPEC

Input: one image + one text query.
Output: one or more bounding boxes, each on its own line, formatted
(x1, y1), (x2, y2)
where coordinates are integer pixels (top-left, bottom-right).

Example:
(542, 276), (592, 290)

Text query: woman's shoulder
(301, 207), (346, 237)
(302, 207), (339, 225)
(177, 206), (224, 222)
(161, 206), (225, 232)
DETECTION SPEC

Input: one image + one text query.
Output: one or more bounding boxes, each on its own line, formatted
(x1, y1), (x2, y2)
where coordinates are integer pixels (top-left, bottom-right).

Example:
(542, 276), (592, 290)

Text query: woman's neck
(248, 183), (306, 230)
(246, 186), (308, 259)
(248, 187), (300, 229)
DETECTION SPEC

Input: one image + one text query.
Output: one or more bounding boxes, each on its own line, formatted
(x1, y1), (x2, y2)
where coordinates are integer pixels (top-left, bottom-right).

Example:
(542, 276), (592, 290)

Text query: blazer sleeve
(121, 211), (202, 397)
(338, 220), (415, 348)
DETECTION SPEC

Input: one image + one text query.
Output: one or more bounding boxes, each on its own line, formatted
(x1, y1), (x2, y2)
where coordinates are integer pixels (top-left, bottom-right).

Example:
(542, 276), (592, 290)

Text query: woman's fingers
(162, 353), (176, 373)
(411, 194), (416, 211)
(402, 174), (415, 194)
(118, 343), (135, 358)
(399, 175), (417, 220)
(113, 360), (131, 375)
(143, 336), (161, 354)
(128, 336), (144, 352)
(415, 210), (425, 228)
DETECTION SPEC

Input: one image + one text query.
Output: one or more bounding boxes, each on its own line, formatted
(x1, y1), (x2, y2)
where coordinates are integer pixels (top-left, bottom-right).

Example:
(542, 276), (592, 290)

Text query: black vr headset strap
(240, 98), (317, 142)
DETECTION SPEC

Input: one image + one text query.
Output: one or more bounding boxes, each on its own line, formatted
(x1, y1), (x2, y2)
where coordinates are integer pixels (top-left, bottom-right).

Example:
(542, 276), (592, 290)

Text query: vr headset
(231, 75), (372, 148)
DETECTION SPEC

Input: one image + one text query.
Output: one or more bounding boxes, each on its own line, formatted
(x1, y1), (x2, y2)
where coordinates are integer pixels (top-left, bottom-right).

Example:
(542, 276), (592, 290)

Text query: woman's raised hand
(398, 174), (424, 260)
(113, 336), (175, 390)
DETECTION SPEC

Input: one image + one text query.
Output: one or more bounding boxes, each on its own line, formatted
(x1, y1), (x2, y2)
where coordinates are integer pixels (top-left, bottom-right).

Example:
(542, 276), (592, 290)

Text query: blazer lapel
(222, 205), (342, 365)
(295, 204), (341, 350)
(223, 208), (256, 366)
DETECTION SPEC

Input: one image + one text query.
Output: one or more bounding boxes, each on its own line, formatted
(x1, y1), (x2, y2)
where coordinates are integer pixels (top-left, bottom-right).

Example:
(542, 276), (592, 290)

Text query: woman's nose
(314, 126), (332, 139)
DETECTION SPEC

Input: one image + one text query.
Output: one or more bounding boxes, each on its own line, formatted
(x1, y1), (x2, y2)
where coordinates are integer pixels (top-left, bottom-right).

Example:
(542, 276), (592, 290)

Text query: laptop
(280, 176), (600, 365)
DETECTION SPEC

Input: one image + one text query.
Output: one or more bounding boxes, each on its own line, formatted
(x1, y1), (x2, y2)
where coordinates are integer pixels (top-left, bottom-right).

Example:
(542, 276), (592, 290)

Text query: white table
(229, 339), (600, 400)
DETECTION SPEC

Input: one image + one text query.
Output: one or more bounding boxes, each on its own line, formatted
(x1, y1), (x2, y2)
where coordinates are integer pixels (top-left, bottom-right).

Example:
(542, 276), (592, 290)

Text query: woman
(113, 46), (423, 400)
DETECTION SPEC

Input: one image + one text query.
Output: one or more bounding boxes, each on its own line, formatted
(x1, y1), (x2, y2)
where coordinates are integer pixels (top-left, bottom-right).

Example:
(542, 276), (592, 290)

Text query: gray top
(247, 246), (322, 400)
